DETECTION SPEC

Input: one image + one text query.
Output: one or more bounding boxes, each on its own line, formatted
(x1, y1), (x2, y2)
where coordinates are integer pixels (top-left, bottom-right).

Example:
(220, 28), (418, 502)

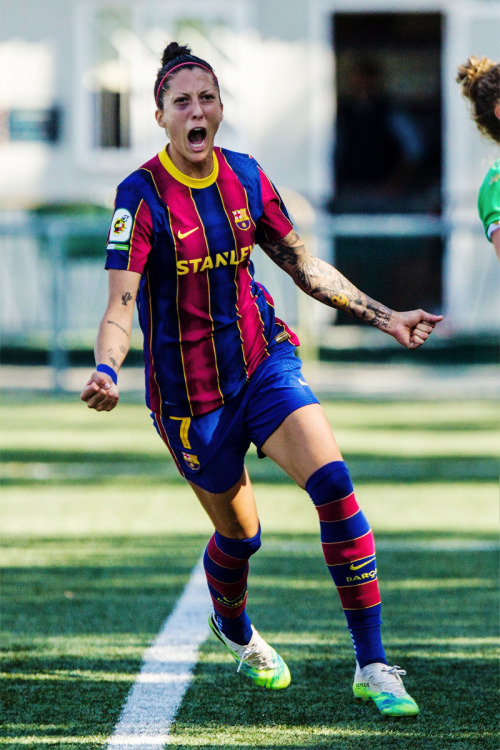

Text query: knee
(214, 526), (262, 558)
(305, 460), (353, 506)
(214, 519), (260, 541)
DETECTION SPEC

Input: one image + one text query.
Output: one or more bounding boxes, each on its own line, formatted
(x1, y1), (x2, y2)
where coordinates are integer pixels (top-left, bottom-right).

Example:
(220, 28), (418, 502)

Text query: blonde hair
(456, 56), (500, 143)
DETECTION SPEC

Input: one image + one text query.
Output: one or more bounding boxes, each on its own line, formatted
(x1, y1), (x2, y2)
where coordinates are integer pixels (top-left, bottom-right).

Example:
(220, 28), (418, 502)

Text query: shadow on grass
(1, 532), (498, 749)
(1, 448), (498, 486)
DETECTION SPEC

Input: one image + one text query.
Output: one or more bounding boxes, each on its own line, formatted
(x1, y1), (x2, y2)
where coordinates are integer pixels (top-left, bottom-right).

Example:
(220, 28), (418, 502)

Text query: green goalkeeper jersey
(478, 158), (500, 241)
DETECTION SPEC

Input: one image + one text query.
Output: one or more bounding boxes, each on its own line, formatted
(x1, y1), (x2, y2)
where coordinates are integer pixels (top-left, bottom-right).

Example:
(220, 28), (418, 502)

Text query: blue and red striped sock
(306, 461), (387, 668)
(203, 527), (261, 645)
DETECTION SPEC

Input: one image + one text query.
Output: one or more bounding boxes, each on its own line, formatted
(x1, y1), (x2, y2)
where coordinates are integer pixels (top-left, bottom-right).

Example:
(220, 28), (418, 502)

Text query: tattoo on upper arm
(106, 320), (129, 336)
(283, 231), (301, 246)
(261, 239), (301, 270)
(121, 292), (133, 306)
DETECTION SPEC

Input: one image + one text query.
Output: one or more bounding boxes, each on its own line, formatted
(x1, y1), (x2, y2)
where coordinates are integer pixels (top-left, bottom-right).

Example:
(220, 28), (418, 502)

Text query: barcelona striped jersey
(105, 145), (299, 417)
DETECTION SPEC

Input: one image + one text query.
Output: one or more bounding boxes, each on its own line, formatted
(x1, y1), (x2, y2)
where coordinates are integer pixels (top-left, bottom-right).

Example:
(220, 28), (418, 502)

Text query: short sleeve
(478, 160), (500, 242)
(254, 165), (294, 243)
(105, 188), (153, 273)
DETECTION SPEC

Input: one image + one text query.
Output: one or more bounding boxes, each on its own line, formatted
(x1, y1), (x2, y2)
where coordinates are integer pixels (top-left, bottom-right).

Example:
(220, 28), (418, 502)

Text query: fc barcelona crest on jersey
(182, 452), (200, 471)
(233, 208), (251, 230)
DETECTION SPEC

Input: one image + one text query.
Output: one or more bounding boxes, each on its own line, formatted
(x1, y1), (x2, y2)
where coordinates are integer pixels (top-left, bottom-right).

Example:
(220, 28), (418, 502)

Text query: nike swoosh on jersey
(349, 557), (376, 571)
(177, 227), (200, 240)
(298, 378), (308, 386)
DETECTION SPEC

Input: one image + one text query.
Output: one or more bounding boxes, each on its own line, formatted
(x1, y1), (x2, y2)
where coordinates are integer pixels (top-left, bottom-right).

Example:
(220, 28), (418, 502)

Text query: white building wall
(1, 0), (498, 208)
(0, 0), (498, 340)
(0, 0), (80, 205)
(0, 0), (342, 207)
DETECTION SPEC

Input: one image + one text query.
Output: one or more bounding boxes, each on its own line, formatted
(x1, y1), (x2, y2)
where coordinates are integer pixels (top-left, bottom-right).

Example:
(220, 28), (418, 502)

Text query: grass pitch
(0, 394), (498, 749)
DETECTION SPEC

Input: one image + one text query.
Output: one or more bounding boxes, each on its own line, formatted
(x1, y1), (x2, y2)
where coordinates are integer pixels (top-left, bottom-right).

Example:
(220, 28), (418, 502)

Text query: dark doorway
(331, 12), (444, 320)
(332, 12), (442, 215)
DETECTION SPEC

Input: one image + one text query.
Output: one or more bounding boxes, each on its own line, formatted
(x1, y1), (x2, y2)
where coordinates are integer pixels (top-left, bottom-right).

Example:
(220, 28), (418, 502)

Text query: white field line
(106, 554), (211, 750)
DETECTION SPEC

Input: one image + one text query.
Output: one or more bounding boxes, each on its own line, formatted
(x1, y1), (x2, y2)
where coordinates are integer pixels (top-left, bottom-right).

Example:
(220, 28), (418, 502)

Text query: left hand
(388, 310), (443, 349)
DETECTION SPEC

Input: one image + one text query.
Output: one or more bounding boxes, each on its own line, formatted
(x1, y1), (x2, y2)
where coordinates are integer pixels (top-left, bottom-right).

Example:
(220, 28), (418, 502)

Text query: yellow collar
(158, 146), (219, 188)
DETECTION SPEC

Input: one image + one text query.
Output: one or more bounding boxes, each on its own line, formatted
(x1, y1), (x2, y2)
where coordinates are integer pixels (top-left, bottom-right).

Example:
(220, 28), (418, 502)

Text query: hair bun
(161, 42), (192, 67)
(456, 56), (496, 92)
(456, 55), (500, 143)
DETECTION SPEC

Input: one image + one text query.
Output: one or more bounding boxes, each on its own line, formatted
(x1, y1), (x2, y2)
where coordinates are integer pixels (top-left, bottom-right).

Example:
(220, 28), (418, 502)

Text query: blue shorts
(151, 343), (319, 493)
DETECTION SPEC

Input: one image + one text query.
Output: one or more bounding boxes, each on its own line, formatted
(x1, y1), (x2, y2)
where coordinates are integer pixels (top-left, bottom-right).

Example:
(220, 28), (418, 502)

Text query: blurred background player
(81, 42), (442, 717)
(457, 56), (500, 260)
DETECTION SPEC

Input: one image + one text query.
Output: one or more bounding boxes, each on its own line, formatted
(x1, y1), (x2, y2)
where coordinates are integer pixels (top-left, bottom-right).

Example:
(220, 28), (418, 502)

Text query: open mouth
(188, 127), (207, 149)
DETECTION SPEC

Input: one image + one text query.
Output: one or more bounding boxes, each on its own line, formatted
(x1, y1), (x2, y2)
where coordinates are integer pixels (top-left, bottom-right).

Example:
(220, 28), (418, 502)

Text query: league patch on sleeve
(109, 209), (133, 242)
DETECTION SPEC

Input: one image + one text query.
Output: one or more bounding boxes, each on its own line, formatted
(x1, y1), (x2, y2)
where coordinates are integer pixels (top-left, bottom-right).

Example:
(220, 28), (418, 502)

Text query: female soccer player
(81, 42), (443, 717)
(457, 56), (500, 260)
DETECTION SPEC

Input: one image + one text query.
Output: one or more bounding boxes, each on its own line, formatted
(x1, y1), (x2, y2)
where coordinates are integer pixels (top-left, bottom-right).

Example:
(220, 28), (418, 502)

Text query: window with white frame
(77, 1), (251, 161)
(95, 8), (131, 149)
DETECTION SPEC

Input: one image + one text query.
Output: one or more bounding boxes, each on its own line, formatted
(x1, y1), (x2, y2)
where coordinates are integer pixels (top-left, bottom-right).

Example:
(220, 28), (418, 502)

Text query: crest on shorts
(182, 452), (200, 471)
(232, 208), (251, 231)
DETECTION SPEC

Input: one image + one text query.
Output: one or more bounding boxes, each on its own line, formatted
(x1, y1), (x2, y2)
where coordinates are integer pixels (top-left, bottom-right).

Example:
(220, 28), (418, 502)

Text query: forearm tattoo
(107, 348), (118, 370)
(260, 234), (393, 329)
(106, 319), (129, 337)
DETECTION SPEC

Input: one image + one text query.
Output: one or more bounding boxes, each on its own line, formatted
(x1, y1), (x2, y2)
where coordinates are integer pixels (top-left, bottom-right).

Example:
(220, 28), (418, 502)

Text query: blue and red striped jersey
(105, 146), (299, 417)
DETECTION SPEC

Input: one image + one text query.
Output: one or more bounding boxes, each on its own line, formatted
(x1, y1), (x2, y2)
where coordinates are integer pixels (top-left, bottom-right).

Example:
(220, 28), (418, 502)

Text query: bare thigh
(189, 404), (340, 537)
(262, 403), (343, 488)
(189, 467), (260, 539)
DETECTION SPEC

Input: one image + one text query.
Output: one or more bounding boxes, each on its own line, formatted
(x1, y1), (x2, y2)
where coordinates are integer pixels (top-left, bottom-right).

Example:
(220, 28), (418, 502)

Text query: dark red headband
(155, 62), (219, 107)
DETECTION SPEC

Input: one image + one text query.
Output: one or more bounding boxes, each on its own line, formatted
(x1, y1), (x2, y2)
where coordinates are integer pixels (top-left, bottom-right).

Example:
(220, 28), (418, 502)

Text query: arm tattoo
(106, 348), (119, 370)
(121, 291), (133, 306)
(106, 319), (129, 336)
(366, 303), (392, 329)
(260, 236), (393, 329)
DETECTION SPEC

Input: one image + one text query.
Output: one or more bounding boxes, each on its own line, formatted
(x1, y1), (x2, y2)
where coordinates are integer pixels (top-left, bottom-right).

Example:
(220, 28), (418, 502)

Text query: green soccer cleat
(353, 662), (420, 717)
(208, 612), (291, 690)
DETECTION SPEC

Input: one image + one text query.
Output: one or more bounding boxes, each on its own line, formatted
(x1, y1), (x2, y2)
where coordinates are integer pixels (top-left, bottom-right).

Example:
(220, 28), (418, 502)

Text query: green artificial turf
(0, 395), (498, 749)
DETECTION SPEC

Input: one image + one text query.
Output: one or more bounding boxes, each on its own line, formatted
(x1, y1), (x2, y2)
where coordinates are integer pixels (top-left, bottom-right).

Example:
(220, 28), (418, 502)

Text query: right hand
(386, 309), (443, 349)
(80, 371), (119, 412)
